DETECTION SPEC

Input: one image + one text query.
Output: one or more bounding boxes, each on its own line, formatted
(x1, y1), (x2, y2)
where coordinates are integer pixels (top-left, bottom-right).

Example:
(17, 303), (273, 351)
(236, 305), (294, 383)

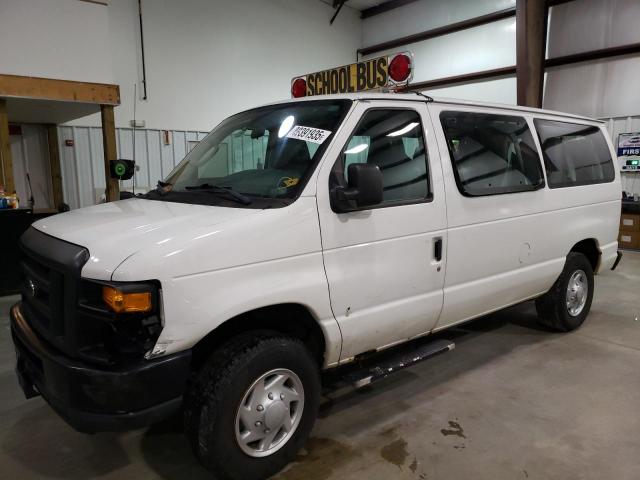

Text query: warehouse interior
(1, 0), (639, 479)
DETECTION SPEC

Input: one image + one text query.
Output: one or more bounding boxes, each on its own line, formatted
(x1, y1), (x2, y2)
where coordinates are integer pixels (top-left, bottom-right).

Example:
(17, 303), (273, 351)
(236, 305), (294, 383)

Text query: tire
(183, 334), (320, 480)
(535, 252), (594, 332)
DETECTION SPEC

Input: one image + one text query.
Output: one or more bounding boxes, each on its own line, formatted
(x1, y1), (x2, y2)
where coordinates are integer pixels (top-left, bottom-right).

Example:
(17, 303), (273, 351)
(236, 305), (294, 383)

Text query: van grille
(19, 227), (89, 358)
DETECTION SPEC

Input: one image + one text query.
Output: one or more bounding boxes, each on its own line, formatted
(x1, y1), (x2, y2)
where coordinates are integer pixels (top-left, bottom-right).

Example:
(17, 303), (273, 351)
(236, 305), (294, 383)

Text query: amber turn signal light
(102, 286), (152, 313)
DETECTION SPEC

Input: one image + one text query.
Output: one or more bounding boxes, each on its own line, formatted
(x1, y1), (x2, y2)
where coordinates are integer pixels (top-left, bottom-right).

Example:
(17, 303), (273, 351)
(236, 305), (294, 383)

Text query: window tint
(534, 119), (615, 188)
(336, 109), (429, 204)
(440, 111), (544, 196)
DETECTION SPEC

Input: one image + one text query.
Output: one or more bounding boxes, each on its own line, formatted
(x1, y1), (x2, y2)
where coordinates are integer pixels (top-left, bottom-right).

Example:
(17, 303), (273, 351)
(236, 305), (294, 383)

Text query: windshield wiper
(184, 183), (252, 205)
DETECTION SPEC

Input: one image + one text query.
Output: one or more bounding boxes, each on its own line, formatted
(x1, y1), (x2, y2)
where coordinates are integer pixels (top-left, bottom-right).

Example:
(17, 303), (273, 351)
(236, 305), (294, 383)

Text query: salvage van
(10, 54), (621, 480)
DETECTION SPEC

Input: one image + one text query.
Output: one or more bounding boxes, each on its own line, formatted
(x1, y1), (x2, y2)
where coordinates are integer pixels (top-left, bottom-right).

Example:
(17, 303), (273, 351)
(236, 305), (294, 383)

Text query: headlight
(102, 285), (153, 313)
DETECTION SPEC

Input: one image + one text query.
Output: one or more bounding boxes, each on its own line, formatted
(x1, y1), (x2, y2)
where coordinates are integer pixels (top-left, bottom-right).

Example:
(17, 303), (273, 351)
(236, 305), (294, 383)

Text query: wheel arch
(569, 238), (601, 272)
(190, 303), (328, 371)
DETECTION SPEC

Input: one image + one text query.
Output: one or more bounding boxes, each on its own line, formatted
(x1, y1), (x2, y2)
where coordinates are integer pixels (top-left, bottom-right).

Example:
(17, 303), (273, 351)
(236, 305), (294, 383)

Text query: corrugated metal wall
(603, 116), (640, 197)
(57, 126), (208, 209)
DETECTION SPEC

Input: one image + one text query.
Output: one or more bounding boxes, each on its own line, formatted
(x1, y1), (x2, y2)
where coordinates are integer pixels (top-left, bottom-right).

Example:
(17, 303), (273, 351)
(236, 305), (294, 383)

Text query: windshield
(147, 100), (351, 208)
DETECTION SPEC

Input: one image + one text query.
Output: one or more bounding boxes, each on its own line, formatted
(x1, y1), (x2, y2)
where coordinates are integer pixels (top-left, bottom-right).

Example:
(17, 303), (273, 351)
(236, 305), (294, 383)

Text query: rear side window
(440, 111), (544, 196)
(534, 119), (615, 188)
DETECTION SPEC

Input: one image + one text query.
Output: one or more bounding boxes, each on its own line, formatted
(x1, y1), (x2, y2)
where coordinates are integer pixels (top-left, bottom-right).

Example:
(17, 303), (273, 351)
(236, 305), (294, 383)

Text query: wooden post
(0, 98), (15, 194)
(46, 125), (64, 210)
(100, 105), (119, 202)
(516, 0), (547, 107)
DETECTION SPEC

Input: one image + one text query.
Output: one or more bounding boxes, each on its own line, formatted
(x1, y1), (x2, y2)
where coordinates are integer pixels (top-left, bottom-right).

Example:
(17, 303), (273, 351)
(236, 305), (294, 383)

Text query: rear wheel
(183, 334), (320, 480)
(535, 252), (594, 332)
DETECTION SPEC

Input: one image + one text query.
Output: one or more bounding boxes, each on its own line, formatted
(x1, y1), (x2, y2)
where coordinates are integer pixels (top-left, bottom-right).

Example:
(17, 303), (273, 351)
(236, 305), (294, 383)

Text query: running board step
(343, 339), (455, 389)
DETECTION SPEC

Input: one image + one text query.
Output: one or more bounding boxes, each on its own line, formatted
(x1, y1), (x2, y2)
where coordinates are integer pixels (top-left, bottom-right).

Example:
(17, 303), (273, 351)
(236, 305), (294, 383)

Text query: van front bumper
(10, 302), (191, 433)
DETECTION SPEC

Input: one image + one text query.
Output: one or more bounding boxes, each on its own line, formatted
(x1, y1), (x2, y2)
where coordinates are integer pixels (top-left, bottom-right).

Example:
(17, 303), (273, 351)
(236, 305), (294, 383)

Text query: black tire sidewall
(194, 338), (320, 480)
(554, 253), (594, 331)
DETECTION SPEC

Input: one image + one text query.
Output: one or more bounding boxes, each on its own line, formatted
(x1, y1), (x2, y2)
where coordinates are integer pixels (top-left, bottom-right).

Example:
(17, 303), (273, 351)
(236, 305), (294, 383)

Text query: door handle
(434, 237), (443, 262)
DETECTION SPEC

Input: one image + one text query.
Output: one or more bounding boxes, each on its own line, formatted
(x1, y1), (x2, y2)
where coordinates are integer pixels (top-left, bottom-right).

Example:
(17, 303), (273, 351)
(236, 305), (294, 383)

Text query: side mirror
(331, 163), (383, 212)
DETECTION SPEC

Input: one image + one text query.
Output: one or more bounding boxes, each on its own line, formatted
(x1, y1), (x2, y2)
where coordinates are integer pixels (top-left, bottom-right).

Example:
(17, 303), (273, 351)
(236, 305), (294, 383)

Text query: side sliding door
(429, 105), (556, 330)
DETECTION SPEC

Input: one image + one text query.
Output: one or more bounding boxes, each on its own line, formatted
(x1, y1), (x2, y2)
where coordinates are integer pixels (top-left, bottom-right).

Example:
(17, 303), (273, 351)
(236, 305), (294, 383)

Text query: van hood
(32, 198), (259, 280)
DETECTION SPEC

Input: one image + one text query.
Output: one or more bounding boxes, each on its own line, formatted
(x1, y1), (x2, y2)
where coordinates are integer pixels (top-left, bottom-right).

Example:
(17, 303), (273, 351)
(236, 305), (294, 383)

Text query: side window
(337, 109), (429, 204)
(440, 111), (544, 196)
(534, 119), (615, 188)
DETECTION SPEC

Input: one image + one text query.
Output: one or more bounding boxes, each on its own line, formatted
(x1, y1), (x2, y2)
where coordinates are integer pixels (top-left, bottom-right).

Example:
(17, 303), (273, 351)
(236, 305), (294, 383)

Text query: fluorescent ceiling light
(387, 122), (419, 137)
(278, 115), (295, 138)
(345, 144), (368, 154)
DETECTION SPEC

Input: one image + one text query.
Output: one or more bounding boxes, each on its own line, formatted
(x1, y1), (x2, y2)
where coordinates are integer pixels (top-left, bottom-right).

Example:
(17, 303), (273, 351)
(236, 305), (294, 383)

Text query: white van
(11, 93), (621, 480)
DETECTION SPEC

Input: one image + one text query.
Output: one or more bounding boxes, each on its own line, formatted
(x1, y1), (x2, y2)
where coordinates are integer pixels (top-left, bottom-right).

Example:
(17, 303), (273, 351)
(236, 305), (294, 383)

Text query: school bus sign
(291, 52), (413, 98)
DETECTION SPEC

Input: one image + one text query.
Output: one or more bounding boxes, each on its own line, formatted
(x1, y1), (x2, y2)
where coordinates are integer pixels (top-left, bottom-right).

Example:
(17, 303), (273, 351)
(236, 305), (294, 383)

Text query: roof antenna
(413, 91), (434, 102)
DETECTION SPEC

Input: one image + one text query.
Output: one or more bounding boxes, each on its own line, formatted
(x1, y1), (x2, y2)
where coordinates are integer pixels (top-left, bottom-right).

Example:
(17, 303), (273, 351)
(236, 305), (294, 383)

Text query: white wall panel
(57, 127), (208, 210)
(90, 128), (106, 193)
(173, 132), (187, 170)
(422, 76), (517, 105)
(0, 0), (112, 83)
(147, 131), (162, 188)
(65, 0), (362, 131)
(362, 0), (515, 47)
(543, 56), (640, 119)
(543, 0), (640, 119)
(364, 18), (516, 83)
(133, 129), (150, 190)
(58, 126), (80, 211)
(72, 128), (95, 208)
(547, 0), (640, 58)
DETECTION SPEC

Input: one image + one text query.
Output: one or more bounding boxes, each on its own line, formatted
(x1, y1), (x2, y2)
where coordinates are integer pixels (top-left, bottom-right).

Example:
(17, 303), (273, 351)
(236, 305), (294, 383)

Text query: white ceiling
(6, 98), (100, 124)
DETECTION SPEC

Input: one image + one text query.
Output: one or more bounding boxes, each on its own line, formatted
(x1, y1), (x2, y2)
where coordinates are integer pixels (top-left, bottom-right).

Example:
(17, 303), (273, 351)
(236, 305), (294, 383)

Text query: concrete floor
(1, 252), (639, 480)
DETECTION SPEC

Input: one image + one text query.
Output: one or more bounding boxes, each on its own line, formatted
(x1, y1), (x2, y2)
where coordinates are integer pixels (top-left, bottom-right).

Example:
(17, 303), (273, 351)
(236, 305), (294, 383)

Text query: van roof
(268, 92), (604, 124)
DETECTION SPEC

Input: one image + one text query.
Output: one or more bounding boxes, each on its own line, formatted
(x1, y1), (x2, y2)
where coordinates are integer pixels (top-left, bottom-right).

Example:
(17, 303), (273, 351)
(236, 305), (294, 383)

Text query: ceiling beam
(402, 66), (517, 91)
(400, 40), (640, 93)
(0, 74), (120, 105)
(358, 0), (579, 57)
(545, 42), (640, 68)
(361, 0), (421, 19)
(330, 0), (346, 24)
(359, 7), (516, 56)
(547, 0), (577, 6)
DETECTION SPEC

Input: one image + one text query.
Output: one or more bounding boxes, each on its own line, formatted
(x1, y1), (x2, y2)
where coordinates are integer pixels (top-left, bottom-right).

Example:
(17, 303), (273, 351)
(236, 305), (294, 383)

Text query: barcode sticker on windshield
(286, 126), (332, 144)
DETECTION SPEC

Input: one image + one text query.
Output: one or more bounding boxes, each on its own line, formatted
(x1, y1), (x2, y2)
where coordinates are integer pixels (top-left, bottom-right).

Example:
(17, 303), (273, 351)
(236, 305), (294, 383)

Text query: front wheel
(535, 252), (594, 332)
(183, 334), (320, 480)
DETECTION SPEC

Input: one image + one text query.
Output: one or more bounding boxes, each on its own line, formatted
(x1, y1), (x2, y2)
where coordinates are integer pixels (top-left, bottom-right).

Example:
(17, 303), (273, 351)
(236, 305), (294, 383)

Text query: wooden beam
(0, 99), (15, 194)
(46, 125), (64, 210)
(0, 74), (120, 105)
(359, 7), (516, 56)
(403, 66), (517, 91)
(361, 0), (421, 19)
(516, 0), (547, 108)
(100, 105), (120, 202)
(545, 42), (640, 68)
